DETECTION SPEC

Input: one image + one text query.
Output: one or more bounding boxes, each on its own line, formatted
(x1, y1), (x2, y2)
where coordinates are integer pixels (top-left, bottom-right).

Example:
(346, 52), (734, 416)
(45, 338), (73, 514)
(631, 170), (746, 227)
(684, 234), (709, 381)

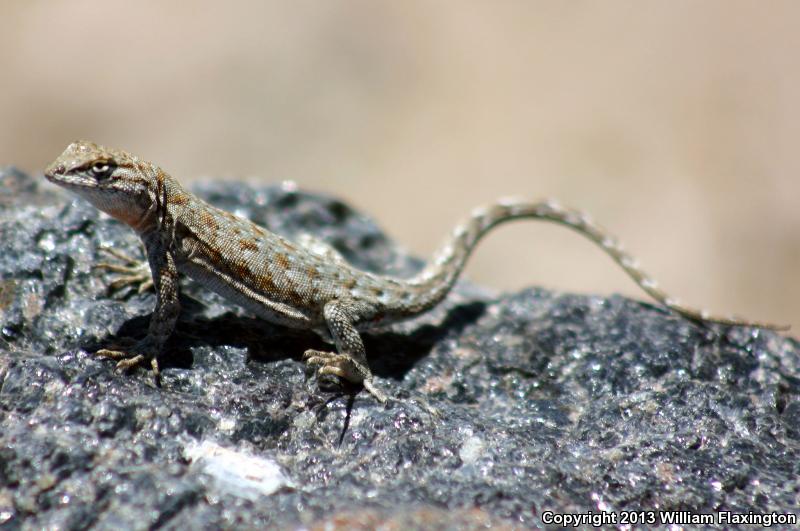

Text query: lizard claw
(302, 349), (388, 403)
(303, 349), (366, 382)
(302, 350), (441, 414)
(95, 338), (161, 383)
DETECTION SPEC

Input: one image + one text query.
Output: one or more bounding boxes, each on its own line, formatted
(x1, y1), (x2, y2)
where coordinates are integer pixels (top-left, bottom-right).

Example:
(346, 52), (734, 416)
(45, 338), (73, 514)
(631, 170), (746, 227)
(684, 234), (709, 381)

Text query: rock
(1, 167), (798, 529)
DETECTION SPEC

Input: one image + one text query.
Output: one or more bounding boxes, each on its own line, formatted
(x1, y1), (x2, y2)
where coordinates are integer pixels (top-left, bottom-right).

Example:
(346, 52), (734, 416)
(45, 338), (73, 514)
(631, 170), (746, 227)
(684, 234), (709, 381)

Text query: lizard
(44, 140), (785, 403)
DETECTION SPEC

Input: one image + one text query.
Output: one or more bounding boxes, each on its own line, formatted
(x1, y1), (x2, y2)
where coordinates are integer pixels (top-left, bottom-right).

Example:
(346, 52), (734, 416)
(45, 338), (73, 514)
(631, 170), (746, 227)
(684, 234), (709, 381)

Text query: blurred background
(2, 1), (798, 326)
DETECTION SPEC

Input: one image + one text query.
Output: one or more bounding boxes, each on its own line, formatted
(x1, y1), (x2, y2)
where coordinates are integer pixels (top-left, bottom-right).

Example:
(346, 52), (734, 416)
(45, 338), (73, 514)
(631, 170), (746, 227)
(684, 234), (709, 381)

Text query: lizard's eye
(90, 161), (115, 180)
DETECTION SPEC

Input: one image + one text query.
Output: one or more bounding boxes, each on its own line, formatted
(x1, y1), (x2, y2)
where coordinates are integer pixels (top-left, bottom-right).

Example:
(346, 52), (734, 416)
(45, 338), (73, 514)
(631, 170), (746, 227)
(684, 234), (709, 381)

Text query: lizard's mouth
(43, 165), (63, 182)
(44, 169), (94, 189)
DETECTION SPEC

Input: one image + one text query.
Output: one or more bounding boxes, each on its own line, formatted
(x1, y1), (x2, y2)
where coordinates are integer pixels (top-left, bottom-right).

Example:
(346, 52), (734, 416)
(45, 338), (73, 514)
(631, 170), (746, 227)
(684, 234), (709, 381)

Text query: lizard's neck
(123, 169), (189, 236)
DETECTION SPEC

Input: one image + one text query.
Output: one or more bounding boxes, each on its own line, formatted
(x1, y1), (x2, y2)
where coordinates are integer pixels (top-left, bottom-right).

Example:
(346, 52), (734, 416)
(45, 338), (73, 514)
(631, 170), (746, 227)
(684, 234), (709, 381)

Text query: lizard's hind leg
(96, 245), (154, 294)
(303, 299), (389, 403)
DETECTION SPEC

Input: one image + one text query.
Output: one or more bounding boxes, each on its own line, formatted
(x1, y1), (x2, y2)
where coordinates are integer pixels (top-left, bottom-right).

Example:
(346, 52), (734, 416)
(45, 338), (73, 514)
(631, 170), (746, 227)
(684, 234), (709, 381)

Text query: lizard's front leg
(96, 234), (180, 379)
(303, 299), (388, 403)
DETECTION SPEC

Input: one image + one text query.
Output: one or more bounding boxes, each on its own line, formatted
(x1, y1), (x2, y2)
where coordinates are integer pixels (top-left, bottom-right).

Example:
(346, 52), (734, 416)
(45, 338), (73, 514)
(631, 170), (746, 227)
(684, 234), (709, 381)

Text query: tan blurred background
(2, 1), (798, 326)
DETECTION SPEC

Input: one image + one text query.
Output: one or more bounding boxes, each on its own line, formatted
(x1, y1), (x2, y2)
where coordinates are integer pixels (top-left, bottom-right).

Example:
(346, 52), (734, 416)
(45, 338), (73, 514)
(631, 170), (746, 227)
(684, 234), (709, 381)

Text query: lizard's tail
(404, 198), (787, 330)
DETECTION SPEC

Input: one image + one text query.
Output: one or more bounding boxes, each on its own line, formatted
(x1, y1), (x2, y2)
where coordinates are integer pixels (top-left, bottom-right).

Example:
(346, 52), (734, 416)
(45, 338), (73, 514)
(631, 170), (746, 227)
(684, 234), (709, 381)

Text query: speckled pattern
(1, 167), (799, 528)
(42, 141), (779, 403)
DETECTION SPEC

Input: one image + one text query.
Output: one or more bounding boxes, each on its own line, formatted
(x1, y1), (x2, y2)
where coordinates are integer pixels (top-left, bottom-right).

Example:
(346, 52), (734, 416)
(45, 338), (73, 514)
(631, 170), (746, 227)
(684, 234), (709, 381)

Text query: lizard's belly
(179, 260), (320, 330)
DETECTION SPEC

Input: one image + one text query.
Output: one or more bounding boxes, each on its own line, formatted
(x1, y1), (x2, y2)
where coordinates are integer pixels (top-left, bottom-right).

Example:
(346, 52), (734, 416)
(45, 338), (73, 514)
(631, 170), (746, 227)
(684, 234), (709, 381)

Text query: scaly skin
(44, 141), (785, 403)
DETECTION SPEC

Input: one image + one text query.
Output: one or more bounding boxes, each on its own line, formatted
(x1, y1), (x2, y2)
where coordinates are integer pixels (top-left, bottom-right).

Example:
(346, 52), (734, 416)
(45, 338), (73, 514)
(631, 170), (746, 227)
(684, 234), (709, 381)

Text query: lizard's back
(171, 198), (408, 329)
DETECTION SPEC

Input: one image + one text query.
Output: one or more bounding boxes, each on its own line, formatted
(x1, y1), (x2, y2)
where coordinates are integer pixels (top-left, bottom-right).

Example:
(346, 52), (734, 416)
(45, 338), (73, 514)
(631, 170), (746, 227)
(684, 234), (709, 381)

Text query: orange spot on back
(275, 253), (290, 270)
(171, 193), (190, 205)
(200, 211), (219, 231)
(239, 239), (258, 251)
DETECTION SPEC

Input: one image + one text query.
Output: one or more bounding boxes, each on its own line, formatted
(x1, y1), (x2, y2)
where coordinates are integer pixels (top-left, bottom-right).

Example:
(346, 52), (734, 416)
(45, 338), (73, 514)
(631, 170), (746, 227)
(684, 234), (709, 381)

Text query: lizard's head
(45, 141), (162, 229)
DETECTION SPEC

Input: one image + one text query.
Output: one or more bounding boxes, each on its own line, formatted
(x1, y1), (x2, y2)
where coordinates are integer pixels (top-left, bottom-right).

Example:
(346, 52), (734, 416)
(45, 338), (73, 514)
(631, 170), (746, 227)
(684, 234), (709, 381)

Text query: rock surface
(1, 167), (798, 529)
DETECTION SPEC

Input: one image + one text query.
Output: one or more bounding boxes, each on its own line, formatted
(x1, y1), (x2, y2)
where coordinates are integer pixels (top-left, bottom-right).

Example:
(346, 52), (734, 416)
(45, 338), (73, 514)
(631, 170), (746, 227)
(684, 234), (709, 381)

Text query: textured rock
(1, 167), (798, 529)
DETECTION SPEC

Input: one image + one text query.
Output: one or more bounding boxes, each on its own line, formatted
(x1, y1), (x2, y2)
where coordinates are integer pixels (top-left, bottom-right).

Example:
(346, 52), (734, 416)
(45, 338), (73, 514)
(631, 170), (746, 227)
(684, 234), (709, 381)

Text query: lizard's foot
(95, 245), (154, 294)
(302, 349), (388, 403)
(95, 338), (161, 381)
(303, 350), (368, 382)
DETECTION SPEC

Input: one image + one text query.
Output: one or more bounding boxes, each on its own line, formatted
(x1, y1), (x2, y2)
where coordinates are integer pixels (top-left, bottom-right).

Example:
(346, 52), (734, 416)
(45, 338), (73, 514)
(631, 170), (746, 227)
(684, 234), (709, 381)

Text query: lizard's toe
(96, 246), (154, 295)
(362, 379), (389, 404)
(302, 348), (333, 363)
(95, 338), (161, 381)
(113, 354), (147, 371)
(303, 349), (366, 383)
(302, 349), (393, 403)
(107, 274), (154, 294)
(95, 347), (134, 361)
(318, 363), (359, 382)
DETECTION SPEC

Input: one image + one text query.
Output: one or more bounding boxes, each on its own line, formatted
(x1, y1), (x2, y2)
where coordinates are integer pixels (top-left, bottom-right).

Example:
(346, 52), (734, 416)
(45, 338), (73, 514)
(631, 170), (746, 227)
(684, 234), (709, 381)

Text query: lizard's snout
(44, 163), (65, 181)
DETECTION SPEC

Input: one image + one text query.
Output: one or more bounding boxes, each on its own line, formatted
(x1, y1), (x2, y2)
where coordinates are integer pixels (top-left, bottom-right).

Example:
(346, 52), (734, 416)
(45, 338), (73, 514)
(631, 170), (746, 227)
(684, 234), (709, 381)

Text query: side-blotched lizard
(44, 141), (784, 402)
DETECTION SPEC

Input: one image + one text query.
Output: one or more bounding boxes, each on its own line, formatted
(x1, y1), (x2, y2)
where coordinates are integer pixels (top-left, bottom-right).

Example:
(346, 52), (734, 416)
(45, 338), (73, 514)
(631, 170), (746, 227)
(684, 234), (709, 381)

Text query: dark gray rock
(1, 166), (798, 530)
